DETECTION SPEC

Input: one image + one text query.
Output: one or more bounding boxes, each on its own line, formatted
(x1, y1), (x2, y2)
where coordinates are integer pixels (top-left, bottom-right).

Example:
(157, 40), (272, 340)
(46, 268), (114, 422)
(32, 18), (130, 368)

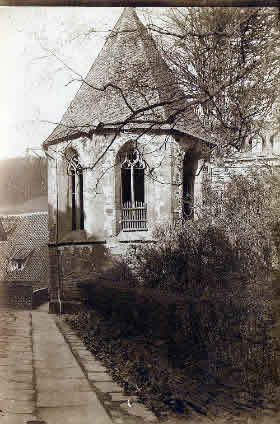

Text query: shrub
(122, 169), (280, 396)
(79, 169), (280, 402)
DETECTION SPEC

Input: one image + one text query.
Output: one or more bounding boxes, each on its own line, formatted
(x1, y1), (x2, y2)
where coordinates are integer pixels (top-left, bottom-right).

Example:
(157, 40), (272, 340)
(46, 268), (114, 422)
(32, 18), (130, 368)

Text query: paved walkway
(0, 306), (158, 424)
(0, 307), (112, 424)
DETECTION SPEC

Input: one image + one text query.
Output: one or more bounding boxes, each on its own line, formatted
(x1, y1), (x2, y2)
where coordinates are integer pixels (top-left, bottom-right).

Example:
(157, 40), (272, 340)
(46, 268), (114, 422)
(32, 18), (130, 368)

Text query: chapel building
(43, 8), (209, 313)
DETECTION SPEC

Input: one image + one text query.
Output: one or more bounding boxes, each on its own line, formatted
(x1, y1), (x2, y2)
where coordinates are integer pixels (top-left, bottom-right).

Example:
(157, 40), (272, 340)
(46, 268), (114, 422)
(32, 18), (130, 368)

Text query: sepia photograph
(0, 3), (280, 423)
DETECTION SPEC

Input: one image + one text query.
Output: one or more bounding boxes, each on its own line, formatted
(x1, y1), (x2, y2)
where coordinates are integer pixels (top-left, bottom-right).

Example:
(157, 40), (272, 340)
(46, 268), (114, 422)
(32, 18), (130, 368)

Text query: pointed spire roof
(44, 8), (204, 147)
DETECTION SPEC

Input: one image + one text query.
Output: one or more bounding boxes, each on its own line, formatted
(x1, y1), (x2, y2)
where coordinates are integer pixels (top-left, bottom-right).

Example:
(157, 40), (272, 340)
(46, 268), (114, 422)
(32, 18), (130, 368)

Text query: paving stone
(0, 365), (33, 373)
(70, 343), (85, 348)
(8, 347), (32, 352)
(1, 381), (33, 391)
(34, 359), (78, 369)
(10, 360), (33, 366)
(95, 382), (123, 393)
(0, 399), (35, 414)
(36, 367), (84, 379)
(37, 377), (92, 392)
(8, 373), (33, 383)
(81, 361), (107, 372)
(110, 410), (122, 418)
(37, 391), (98, 407)
(0, 390), (35, 401)
(110, 394), (139, 402)
(78, 353), (96, 360)
(88, 372), (112, 382)
(9, 354), (32, 360)
(120, 402), (158, 422)
(0, 414), (38, 424)
(33, 351), (74, 362)
(38, 404), (112, 424)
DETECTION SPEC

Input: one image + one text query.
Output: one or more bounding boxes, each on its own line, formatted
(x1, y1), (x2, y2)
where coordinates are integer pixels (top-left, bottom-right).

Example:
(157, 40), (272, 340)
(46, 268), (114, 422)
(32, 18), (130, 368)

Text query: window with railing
(119, 149), (147, 231)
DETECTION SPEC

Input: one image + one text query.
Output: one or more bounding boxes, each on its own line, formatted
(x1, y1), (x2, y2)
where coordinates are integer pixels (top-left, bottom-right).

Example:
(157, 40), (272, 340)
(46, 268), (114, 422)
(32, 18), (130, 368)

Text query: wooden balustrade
(121, 201), (147, 231)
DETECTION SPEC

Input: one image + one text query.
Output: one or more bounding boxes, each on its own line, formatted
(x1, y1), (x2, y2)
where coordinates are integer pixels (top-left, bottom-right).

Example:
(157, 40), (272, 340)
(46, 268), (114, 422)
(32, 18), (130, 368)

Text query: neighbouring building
(207, 128), (280, 191)
(0, 212), (48, 308)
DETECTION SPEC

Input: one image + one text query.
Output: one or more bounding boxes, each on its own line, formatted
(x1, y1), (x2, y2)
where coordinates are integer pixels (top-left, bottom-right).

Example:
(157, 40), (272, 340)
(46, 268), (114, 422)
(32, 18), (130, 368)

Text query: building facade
(43, 8), (210, 313)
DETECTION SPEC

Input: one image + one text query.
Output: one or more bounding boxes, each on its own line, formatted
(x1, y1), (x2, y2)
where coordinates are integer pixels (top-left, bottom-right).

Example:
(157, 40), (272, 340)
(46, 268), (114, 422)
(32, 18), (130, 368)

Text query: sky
(0, 6), (162, 159)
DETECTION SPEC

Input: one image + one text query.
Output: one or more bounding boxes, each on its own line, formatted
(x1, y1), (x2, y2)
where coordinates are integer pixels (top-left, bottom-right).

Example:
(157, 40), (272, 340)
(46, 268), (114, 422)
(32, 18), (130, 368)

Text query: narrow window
(121, 168), (132, 205)
(67, 154), (84, 231)
(134, 168), (145, 203)
(183, 152), (198, 219)
(79, 172), (84, 230)
(71, 170), (76, 231)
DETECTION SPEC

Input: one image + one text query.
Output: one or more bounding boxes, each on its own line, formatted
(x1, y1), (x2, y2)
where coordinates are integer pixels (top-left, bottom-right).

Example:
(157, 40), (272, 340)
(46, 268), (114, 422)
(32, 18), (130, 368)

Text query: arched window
(67, 154), (84, 231)
(118, 148), (147, 231)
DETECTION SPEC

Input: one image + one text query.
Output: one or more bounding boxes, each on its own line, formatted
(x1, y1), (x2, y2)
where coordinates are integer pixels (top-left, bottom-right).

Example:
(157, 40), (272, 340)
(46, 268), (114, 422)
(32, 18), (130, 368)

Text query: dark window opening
(121, 168), (132, 205)
(17, 259), (24, 270)
(183, 152), (198, 219)
(68, 154), (84, 231)
(79, 172), (84, 230)
(134, 168), (144, 203)
(71, 171), (76, 231)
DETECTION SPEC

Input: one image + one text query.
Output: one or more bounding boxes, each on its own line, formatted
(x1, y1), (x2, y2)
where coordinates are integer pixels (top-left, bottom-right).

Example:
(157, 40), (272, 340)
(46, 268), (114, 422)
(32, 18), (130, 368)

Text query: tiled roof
(0, 212), (48, 284)
(43, 8), (207, 147)
(10, 246), (34, 260)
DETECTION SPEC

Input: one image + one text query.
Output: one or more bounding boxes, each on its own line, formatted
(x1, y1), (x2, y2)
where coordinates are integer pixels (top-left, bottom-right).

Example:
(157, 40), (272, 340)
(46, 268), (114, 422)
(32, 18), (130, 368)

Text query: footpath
(0, 305), (159, 424)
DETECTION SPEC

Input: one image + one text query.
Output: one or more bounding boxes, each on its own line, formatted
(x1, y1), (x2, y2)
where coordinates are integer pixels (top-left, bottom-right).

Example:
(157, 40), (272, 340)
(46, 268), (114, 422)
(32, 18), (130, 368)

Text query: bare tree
(42, 7), (280, 176)
(151, 7), (280, 154)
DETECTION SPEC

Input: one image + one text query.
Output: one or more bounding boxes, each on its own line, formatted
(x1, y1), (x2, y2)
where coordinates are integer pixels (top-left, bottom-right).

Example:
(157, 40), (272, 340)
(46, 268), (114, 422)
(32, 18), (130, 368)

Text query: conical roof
(44, 8), (205, 147)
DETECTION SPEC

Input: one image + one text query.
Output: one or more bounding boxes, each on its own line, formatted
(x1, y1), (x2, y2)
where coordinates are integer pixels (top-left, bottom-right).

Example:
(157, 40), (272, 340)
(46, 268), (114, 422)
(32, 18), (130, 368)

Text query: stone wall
(4, 281), (48, 310)
(48, 243), (111, 313)
(32, 287), (49, 309)
(8, 281), (33, 310)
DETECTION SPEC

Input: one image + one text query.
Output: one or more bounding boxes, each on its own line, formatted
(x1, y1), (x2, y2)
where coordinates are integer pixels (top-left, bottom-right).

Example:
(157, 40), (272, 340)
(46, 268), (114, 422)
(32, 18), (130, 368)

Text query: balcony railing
(121, 201), (147, 231)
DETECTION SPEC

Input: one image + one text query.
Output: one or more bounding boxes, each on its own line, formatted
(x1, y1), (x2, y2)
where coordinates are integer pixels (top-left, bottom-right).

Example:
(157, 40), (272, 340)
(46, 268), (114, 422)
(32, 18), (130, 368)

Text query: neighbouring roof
(43, 8), (207, 148)
(0, 212), (48, 282)
(10, 246), (34, 261)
